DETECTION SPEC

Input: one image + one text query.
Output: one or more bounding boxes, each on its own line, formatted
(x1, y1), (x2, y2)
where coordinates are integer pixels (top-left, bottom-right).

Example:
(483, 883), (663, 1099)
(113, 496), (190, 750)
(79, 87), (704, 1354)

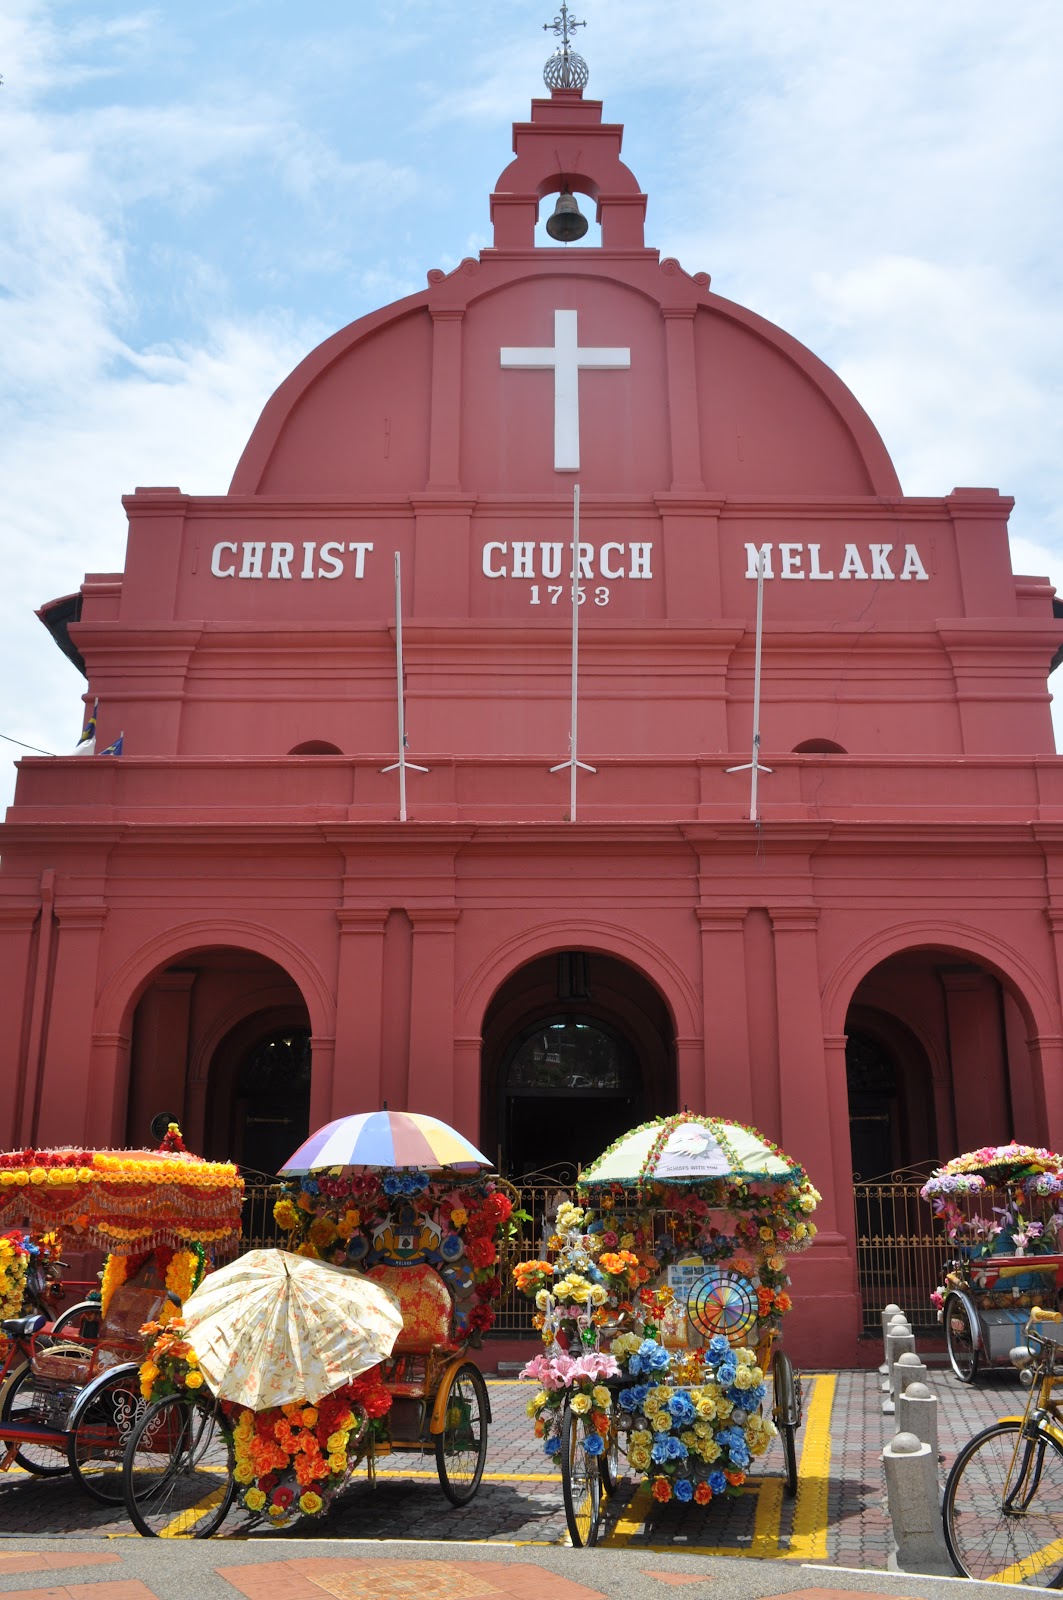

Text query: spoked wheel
(435, 1362), (489, 1506)
(0, 1360), (69, 1475)
(67, 1365), (146, 1502)
(943, 1419), (1063, 1585)
(771, 1348), (802, 1497)
(561, 1401), (602, 1548)
(944, 1293), (980, 1383)
(599, 1418), (620, 1495)
(124, 1393), (235, 1538)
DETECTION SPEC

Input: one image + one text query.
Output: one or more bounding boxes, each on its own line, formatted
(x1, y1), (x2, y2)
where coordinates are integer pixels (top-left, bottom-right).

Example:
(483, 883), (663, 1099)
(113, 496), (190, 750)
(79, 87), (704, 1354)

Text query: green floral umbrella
(580, 1112), (807, 1189)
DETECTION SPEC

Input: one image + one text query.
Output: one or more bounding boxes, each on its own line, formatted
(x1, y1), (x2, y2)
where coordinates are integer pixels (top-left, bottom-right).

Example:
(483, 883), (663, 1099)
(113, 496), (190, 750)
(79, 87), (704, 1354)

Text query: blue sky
(1, 0), (1062, 805)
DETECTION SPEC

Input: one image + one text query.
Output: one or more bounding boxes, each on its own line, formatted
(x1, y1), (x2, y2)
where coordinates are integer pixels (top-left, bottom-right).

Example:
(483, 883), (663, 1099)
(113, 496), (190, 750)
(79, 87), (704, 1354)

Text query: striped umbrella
(280, 1110), (491, 1175)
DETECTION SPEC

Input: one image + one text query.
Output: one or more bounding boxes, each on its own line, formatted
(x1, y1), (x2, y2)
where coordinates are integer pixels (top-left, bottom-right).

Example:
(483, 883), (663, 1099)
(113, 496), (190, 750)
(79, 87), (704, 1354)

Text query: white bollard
(881, 1303), (903, 1373)
(882, 1431), (953, 1575)
(883, 1314), (911, 1390)
(897, 1381), (940, 1461)
(884, 1324), (915, 1413)
(895, 1351), (929, 1395)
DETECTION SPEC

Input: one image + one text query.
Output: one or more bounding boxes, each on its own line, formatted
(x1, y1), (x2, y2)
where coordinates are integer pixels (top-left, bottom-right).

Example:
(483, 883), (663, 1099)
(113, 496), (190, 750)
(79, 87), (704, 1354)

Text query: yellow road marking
(158, 1481), (230, 1538)
(785, 1371), (834, 1561)
(601, 1480), (653, 1545)
(374, 1470), (560, 1482)
(984, 1534), (1063, 1585)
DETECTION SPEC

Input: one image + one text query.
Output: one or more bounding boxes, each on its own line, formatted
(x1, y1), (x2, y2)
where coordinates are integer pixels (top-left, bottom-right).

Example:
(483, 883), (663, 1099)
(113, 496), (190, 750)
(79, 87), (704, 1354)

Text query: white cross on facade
(500, 309), (630, 472)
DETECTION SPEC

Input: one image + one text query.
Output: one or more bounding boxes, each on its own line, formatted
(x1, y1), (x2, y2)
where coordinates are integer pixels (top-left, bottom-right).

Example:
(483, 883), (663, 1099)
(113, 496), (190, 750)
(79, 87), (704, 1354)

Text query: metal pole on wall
(381, 550), (428, 821)
(726, 548), (772, 822)
(550, 484), (596, 820)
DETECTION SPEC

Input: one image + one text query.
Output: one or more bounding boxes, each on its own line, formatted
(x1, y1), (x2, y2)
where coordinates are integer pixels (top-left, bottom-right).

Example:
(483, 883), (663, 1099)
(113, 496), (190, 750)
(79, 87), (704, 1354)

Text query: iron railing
(238, 1170), (976, 1338)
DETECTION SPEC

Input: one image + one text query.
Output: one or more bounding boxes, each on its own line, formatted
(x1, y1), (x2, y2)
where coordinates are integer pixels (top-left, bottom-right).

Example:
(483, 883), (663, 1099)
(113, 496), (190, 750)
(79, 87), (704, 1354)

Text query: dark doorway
(205, 1019), (312, 1175)
(846, 1031), (899, 1181)
(481, 951), (676, 1179)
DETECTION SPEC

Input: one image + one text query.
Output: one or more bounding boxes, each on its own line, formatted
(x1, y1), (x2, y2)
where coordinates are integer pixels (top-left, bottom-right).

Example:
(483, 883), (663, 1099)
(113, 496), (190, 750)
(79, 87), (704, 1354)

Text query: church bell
(545, 190), (589, 242)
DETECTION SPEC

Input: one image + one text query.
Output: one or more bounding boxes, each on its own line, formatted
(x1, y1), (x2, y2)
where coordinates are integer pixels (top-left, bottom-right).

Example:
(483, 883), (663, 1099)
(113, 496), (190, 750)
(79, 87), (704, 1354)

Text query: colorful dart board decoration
(687, 1268), (759, 1345)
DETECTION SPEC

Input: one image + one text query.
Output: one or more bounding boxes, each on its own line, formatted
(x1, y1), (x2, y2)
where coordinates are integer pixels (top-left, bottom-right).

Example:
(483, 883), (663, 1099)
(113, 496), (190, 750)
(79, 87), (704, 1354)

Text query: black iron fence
(238, 1170), (974, 1339)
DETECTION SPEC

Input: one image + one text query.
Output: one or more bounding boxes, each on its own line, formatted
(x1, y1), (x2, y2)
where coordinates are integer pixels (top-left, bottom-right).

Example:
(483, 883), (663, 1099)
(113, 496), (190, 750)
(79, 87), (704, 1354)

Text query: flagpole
(381, 550), (427, 821)
(726, 549), (772, 821)
(550, 484), (595, 820)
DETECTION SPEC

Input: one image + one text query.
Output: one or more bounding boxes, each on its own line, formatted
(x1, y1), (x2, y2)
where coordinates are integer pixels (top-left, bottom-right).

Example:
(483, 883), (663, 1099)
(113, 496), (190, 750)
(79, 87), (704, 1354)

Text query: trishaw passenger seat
(31, 1272), (169, 1387)
(367, 1264), (458, 1398)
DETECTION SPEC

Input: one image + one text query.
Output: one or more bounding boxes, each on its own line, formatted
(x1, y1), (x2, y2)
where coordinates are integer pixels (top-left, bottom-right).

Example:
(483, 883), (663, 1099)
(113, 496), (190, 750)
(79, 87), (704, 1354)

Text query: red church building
(3, 48), (1062, 1362)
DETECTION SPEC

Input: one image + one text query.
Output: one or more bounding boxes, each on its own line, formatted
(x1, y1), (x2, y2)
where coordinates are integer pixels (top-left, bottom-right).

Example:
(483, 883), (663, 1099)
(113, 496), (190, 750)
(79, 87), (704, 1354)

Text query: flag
(73, 697), (98, 755)
(99, 732), (123, 756)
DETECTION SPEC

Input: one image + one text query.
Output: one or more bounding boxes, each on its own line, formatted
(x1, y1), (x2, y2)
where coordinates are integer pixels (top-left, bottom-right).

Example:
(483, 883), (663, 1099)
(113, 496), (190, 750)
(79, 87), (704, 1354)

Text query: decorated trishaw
(125, 1110), (514, 1535)
(0, 1126), (243, 1500)
(923, 1142), (1063, 1381)
(514, 1113), (820, 1546)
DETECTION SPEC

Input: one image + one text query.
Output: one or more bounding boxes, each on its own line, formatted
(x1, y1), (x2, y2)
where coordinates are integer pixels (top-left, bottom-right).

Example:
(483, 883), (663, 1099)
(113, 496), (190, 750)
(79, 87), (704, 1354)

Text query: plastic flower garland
(0, 1231), (30, 1322)
(0, 1138), (244, 1256)
(138, 1316), (206, 1400)
(229, 1372), (390, 1524)
(100, 1243), (206, 1322)
(272, 1170), (515, 1339)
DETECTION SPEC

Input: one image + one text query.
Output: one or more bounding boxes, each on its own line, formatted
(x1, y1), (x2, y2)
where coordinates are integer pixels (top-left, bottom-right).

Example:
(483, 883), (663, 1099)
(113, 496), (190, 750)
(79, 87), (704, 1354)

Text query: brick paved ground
(0, 1362), (1032, 1562)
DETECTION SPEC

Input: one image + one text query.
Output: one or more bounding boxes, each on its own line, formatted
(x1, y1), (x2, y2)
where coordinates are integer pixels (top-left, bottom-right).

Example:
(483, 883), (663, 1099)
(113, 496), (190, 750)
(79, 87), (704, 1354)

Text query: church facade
(3, 76), (1063, 1363)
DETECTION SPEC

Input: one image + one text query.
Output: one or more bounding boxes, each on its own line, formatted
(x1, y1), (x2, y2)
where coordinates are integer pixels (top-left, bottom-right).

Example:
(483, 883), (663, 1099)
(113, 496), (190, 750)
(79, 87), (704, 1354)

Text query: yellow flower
(327, 1453), (347, 1474)
(244, 1487), (266, 1511)
(695, 1397), (716, 1420)
(298, 1491), (324, 1515)
(29, 1168), (48, 1185)
(628, 1444), (651, 1472)
(273, 1198), (299, 1230)
(570, 1392), (592, 1414)
(732, 1366), (754, 1390)
(184, 1371), (204, 1389)
(450, 1209), (468, 1227)
(591, 1386), (611, 1409)
(234, 1462), (255, 1483)
(620, 1233), (635, 1249)
(301, 1407), (319, 1428)
(326, 1430), (349, 1452)
(588, 1285), (608, 1306)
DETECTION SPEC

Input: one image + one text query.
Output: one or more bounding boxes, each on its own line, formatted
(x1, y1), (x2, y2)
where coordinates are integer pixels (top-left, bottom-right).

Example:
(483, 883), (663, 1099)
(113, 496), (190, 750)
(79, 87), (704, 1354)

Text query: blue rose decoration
(545, 1436), (562, 1456)
(382, 1175), (402, 1196)
(674, 1478), (694, 1503)
(651, 1438), (671, 1464)
(708, 1469), (727, 1494)
(583, 1433), (604, 1456)
(669, 1392), (696, 1427)
(440, 1233), (464, 1260)
(709, 1334), (731, 1360)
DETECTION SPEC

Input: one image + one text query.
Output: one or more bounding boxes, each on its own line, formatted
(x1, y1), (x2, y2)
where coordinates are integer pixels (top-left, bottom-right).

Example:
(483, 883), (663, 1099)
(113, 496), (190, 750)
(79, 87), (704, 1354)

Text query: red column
(771, 907), (860, 1361)
(661, 307), (704, 493)
(407, 909), (459, 1122)
(331, 910), (388, 1123)
(696, 907), (754, 1125)
(0, 906), (37, 1145)
(35, 904), (108, 1145)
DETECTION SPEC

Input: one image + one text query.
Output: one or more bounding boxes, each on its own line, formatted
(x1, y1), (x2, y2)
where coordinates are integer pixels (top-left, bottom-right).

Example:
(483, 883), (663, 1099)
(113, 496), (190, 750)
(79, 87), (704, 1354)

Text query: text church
(3, 24), (1063, 1362)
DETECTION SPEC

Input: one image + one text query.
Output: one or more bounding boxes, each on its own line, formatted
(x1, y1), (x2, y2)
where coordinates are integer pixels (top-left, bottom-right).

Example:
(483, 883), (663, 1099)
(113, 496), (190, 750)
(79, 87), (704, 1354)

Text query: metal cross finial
(543, 3), (585, 54)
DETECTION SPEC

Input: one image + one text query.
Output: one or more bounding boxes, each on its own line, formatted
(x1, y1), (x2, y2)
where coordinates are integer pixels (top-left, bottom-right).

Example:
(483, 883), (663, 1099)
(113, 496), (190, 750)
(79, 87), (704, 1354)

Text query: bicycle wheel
(771, 1349), (801, 1496)
(67, 1365), (145, 1503)
(561, 1402), (601, 1548)
(435, 1362), (489, 1506)
(943, 1419), (1063, 1586)
(944, 1293), (980, 1383)
(124, 1393), (234, 1538)
(0, 1360), (69, 1475)
(599, 1418), (620, 1495)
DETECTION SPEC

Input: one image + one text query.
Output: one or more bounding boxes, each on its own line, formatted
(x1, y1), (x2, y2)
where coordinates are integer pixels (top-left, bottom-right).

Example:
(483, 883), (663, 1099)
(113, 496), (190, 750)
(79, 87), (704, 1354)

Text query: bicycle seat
(1, 1314), (46, 1339)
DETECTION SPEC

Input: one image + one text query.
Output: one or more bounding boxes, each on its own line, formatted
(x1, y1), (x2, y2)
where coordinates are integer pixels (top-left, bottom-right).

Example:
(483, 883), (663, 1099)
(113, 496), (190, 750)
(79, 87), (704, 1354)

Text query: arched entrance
(480, 951), (676, 1178)
(125, 946), (311, 1169)
(844, 945), (1043, 1173)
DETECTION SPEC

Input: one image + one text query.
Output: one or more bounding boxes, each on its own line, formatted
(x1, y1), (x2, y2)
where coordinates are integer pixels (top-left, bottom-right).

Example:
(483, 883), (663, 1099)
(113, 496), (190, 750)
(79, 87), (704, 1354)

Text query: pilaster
(408, 909), (461, 1122)
(695, 907), (753, 1124)
(332, 909), (389, 1124)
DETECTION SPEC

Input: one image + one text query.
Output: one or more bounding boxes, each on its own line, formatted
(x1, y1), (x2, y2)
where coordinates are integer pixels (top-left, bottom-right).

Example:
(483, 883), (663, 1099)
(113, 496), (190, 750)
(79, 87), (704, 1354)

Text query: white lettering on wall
(743, 542), (930, 582)
(210, 541), (376, 580)
(480, 542), (654, 580)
